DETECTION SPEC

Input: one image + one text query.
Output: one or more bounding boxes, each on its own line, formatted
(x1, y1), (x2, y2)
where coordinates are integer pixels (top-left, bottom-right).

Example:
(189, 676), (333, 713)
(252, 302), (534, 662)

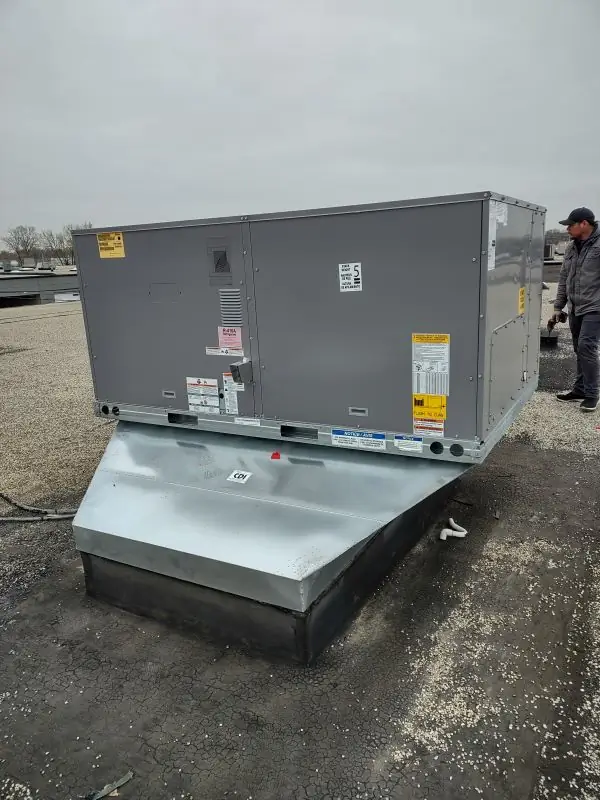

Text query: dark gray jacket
(555, 224), (600, 315)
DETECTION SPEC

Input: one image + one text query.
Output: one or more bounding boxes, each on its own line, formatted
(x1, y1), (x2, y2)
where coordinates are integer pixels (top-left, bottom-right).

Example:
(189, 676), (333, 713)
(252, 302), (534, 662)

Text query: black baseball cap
(559, 207), (595, 226)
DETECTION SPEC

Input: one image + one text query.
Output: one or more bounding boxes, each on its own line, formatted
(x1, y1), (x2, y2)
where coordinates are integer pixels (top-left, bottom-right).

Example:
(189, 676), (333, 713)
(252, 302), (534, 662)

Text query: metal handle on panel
(230, 360), (253, 385)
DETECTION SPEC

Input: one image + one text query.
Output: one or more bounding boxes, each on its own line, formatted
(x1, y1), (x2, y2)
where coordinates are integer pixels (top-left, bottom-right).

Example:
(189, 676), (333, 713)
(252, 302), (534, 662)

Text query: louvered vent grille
(219, 288), (243, 325)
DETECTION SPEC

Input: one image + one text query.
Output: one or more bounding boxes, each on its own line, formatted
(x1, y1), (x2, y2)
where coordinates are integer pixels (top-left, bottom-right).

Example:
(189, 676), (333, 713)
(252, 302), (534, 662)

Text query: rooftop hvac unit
(73, 191), (544, 662)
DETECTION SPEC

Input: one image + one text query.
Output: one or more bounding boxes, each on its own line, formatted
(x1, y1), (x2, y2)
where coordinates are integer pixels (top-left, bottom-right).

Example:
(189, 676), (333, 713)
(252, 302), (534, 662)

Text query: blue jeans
(570, 311), (600, 401)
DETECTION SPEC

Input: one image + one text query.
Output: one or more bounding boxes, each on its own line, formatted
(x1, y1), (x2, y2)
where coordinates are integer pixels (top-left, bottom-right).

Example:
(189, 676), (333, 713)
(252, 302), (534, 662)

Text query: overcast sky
(1, 0), (598, 233)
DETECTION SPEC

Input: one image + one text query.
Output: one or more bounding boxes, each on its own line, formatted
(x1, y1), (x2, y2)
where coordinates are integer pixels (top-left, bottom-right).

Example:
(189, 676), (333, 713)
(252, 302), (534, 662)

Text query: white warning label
(187, 377), (218, 395)
(187, 377), (221, 415)
(488, 206), (497, 271)
(414, 419), (445, 437)
(189, 403), (221, 415)
(338, 262), (362, 292)
(412, 334), (450, 396)
(488, 200), (508, 271)
(206, 346), (244, 357)
(222, 372), (242, 416)
(331, 429), (386, 450)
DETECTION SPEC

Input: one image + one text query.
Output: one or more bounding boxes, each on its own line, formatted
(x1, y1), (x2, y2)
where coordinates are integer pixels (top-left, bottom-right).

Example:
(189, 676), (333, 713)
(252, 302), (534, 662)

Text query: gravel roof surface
(0, 302), (112, 504)
(505, 283), (600, 456)
(0, 298), (599, 800)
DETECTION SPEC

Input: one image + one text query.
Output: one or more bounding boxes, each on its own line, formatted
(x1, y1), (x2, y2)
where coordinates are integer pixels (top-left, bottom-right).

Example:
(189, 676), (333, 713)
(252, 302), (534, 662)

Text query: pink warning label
(218, 326), (242, 349)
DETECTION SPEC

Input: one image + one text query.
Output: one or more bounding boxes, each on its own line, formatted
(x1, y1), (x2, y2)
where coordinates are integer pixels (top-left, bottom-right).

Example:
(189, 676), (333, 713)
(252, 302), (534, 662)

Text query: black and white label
(411, 335), (450, 396)
(331, 429), (386, 450)
(187, 377), (221, 415)
(339, 262), (362, 292)
(222, 372), (244, 416)
(414, 419), (445, 437)
(227, 470), (252, 484)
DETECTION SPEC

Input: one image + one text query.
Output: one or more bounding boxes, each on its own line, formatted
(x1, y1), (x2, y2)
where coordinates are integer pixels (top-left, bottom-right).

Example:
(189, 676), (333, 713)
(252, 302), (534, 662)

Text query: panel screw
(472, 258), (477, 262)
(255, 268), (259, 272)
(469, 376), (473, 381)
(479, 314), (484, 319)
(243, 250), (247, 255)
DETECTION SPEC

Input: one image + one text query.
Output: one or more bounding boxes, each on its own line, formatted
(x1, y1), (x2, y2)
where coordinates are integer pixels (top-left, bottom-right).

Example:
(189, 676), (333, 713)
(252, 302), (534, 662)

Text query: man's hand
(549, 309), (567, 328)
(553, 309), (567, 323)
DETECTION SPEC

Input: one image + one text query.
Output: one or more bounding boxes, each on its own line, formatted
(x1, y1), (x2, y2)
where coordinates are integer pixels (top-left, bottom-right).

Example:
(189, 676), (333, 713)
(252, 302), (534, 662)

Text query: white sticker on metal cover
(187, 377), (220, 414)
(235, 417), (261, 426)
(206, 346), (244, 357)
(495, 200), (508, 226)
(190, 403), (221, 415)
(338, 262), (362, 292)
(227, 470), (252, 484)
(412, 334), (450, 395)
(222, 373), (245, 392)
(331, 429), (386, 451)
(222, 372), (243, 416)
(413, 419), (445, 437)
(189, 395), (219, 408)
(186, 377), (218, 396)
(487, 200), (508, 271)
(394, 435), (424, 453)
(223, 389), (238, 415)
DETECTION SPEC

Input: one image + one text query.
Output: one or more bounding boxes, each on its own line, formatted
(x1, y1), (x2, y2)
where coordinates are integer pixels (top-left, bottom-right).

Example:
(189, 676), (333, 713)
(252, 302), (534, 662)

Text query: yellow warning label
(412, 394), (447, 420)
(518, 287), (526, 316)
(97, 231), (125, 259)
(412, 333), (450, 345)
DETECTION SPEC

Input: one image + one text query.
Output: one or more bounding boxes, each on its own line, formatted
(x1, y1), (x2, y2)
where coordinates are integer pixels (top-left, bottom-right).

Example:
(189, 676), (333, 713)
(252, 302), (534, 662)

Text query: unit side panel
(480, 201), (539, 439)
(250, 201), (483, 438)
(75, 224), (256, 416)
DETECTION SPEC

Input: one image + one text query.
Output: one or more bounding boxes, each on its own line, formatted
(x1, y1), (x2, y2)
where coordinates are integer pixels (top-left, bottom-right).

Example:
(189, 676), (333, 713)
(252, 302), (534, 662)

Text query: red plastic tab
(271, 451), (281, 460)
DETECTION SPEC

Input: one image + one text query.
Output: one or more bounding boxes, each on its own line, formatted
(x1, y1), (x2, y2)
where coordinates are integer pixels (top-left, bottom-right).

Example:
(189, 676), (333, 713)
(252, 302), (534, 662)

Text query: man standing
(554, 207), (600, 412)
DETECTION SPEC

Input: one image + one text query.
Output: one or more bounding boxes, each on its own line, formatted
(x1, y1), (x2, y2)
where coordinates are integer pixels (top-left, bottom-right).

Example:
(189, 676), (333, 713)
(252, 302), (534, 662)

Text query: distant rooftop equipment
(73, 191), (545, 662)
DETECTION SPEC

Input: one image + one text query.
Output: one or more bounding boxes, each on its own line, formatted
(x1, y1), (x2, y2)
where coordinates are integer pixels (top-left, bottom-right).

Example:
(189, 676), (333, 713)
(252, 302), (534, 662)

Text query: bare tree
(38, 222), (93, 266)
(39, 229), (70, 265)
(63, 222), (93, 264)
(2, 226), (38, 267)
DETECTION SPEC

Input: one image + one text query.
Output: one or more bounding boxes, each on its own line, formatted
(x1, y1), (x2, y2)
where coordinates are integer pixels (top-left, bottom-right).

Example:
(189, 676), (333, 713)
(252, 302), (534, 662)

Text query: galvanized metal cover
(74, 422), (467, 611)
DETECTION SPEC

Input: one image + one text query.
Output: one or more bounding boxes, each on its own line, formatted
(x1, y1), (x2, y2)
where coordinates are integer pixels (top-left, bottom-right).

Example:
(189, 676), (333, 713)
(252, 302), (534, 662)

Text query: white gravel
(506, 391), (600, 455)
(0, 302), (112, 506)
(505, 281), (600, 456)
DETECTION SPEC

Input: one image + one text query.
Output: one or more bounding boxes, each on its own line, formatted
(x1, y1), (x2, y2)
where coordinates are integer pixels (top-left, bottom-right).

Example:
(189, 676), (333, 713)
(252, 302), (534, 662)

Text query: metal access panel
(74, 192), (545, 464)
(74, 222), (257, 418)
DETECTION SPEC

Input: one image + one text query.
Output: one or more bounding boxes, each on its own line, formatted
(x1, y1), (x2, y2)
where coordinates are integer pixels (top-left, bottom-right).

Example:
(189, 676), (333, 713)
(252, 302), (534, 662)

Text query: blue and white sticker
(331, 429), (386, 451)
(394, 434), (423, 453)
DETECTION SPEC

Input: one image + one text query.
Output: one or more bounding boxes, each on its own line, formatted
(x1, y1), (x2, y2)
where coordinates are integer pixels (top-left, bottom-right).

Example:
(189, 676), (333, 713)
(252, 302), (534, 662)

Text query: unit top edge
(74, 191), (546, 235)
